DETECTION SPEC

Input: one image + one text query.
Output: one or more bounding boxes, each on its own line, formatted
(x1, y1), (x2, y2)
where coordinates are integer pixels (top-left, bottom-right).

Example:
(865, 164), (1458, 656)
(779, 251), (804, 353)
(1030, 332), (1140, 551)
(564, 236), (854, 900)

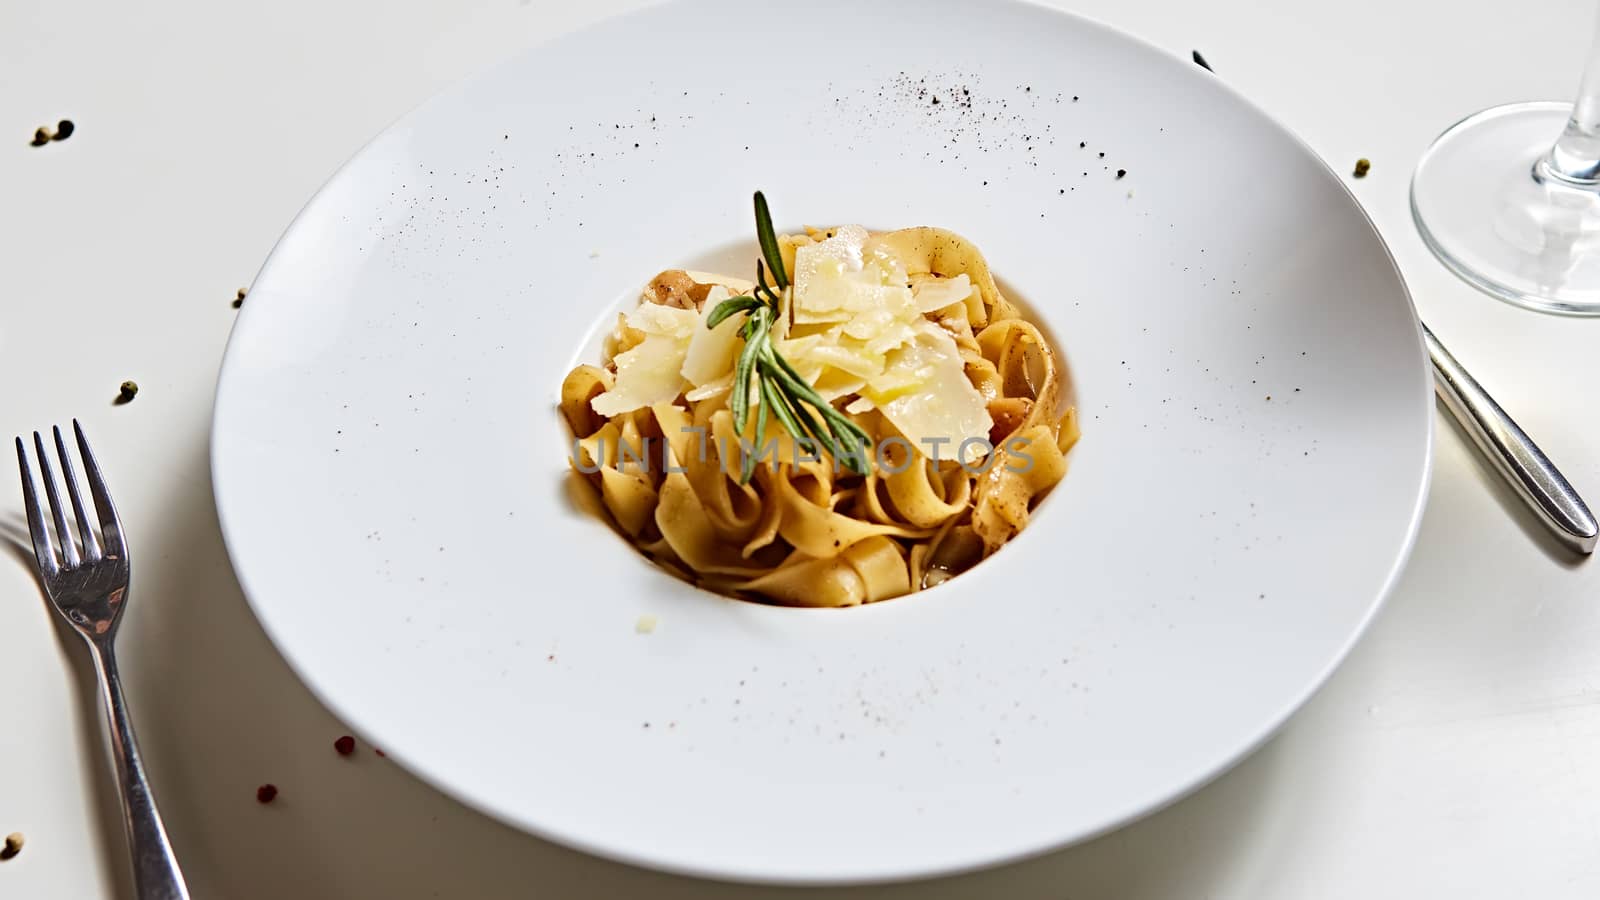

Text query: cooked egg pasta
(560, 208), (1076, 607)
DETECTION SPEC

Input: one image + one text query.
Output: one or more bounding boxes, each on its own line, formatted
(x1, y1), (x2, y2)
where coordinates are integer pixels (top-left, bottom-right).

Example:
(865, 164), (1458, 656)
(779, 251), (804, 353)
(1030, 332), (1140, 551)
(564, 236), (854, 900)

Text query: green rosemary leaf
(761, 352), (868, 470)
(760, 374), (805, 451)
(706, 294), (761, 329)
(767, 351), (867, 444)
(819, 403), (872, 445)
(731, 307), (770, 432)
(759, 355), (835, 460)
(754, 281), (781, 311)
(771, 353), (870, 445)
(741, 379), (771, 484)
(730, 359), (750, 434)
(753, 191), (789, 289)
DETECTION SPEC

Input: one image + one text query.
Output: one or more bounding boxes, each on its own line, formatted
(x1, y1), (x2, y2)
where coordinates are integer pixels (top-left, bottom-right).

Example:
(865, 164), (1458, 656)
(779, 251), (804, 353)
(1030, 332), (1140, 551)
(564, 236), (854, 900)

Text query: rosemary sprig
(705, 191), (872, 482)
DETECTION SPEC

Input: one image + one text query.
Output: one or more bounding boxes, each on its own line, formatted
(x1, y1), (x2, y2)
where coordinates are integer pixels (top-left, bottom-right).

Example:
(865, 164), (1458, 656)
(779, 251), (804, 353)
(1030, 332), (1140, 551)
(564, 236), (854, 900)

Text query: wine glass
(1411, 20), (1600, 315)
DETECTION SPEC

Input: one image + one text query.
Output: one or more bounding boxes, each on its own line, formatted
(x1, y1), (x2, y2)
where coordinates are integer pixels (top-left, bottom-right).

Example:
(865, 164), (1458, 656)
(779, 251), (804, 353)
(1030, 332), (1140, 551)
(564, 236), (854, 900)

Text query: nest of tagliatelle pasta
(560, 194), (1078, 607)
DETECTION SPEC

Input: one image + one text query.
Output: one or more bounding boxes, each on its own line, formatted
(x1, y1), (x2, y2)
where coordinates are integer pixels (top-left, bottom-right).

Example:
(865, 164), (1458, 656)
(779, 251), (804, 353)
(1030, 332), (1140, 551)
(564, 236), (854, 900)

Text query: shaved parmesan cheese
(626, 303), (697, 338)
(681, 285), (744, 387)
(685, 373), (733, 402)
(794, 225), (865, 304)
(792, 225), (917, 325)
(801, 340), (886, 380)
(812, 369), (868, 402)
(592, 304), (698, 417)
(874, 326), (993, 460)
(912, 274), (974, 313)
(684, 270), (755, 294)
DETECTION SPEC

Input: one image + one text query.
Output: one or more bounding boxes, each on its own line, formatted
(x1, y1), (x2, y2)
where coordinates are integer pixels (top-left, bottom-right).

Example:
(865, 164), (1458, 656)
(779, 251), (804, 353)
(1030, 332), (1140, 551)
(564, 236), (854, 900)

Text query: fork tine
(53, 425), (102, 562)
(15, 437), (59, 576)
(32, 431), (79, 567)
(72, 420), (125, 560)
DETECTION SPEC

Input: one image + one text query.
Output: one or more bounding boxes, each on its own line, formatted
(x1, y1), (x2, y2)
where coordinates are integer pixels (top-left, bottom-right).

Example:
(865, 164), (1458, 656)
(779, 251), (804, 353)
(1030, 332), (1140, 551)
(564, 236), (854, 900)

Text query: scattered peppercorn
(0, 833), (22, 861)
(1192, 50), (1214, 72)
(1078, 141), (1086, 148)
(1353, 158), (1371, 178)
(1116, 169), (1127, 179)
(334, 735), (356, 756)
(1098, 151), (1105, 158)
(29, 121), (74, 146)
(256, 784), (278, 804)
(233, 287), (247, 308)
(115, 381), (138, 404)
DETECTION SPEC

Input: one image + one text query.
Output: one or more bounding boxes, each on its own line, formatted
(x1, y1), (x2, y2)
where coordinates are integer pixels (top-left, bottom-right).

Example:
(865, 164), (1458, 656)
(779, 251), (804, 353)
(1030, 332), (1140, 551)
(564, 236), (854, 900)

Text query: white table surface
(3, 0), (1599, 896)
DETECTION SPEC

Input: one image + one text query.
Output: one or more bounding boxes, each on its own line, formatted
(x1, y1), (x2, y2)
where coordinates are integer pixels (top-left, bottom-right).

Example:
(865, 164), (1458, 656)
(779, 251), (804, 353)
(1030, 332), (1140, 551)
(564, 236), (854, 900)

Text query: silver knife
(1424, 323), (1597, 554)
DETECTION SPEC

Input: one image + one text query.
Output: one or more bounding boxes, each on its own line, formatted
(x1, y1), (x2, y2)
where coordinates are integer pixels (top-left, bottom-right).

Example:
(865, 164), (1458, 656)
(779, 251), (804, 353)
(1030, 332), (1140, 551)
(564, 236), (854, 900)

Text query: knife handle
(1423, 323), (1597, 555)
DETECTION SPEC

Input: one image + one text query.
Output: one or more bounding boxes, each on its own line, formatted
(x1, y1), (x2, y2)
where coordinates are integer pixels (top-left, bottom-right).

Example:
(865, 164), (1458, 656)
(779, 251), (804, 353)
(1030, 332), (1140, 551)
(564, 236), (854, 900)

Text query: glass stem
(1543, 12), (1600, 185)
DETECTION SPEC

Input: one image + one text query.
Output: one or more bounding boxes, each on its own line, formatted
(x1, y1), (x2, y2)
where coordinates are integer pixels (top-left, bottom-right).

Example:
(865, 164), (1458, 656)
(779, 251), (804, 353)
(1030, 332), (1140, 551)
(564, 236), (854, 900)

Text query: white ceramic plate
(212, 0), (1431, 884)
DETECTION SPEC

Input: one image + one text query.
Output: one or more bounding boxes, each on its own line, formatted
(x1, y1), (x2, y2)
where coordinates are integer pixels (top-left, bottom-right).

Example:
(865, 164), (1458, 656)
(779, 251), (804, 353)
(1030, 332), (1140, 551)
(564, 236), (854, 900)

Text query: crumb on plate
(636, 614), (658, 634)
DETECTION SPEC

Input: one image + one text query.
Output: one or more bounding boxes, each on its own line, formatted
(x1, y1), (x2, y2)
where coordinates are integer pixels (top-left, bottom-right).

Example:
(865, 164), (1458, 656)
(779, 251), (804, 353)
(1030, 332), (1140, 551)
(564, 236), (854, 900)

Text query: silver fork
(16, 421), (190, 900)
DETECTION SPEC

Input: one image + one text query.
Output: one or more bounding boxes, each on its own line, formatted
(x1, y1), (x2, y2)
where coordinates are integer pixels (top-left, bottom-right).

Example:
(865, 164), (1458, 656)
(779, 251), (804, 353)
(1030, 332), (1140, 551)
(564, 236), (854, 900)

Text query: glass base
(1412, 101), (1600, 316)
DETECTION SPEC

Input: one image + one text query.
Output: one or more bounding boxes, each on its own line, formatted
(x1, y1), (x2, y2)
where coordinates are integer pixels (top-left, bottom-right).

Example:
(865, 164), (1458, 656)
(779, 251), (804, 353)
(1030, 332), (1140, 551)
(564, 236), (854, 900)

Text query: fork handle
(90, 645), (192, 900)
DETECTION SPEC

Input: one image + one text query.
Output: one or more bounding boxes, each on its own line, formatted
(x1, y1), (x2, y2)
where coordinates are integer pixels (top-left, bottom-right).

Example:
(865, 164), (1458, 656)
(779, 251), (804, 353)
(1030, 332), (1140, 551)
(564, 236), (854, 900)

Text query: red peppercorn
(334, 735), (356, 756)
(256, 784), (278, 804)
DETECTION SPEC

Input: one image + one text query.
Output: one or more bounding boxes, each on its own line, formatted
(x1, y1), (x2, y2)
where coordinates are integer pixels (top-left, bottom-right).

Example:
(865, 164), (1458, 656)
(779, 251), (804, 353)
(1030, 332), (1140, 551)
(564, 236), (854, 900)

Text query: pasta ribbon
(738, 537), (911, 607)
